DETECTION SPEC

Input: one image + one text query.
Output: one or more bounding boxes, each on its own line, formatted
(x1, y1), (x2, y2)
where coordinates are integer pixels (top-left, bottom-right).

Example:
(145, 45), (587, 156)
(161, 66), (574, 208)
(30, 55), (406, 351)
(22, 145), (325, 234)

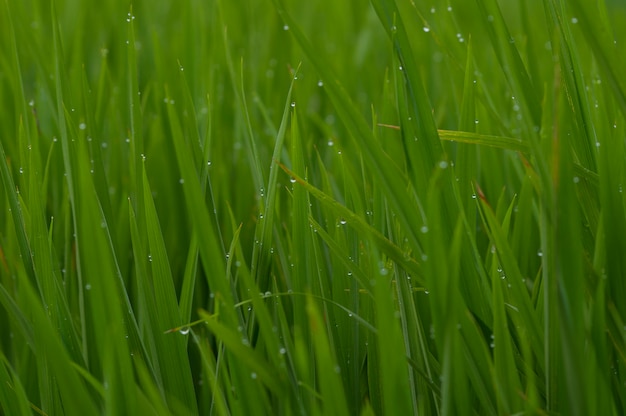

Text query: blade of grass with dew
(475, 189), (544, 376)
(142, 164), (198, 412)
(286, 106), (317, 408)
(249, 68), (296, 290)
(488, 197), (523, 414)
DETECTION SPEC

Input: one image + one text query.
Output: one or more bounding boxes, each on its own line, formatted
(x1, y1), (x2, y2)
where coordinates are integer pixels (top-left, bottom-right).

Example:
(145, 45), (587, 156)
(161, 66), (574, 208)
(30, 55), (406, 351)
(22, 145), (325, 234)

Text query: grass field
(2, 0), (626, 414)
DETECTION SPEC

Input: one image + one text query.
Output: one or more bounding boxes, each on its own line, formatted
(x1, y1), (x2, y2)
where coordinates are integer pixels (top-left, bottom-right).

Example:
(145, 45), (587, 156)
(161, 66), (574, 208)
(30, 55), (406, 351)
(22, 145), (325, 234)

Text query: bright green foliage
(1, 0), (626, 414)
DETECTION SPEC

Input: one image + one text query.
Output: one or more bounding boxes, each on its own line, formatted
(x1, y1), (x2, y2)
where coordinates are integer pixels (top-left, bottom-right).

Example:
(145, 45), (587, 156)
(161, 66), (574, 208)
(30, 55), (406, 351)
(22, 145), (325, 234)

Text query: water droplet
(317, 80), (324, 87)
(85, 284), (92, 290)
(179, 178), (185, 184)
(179, 327), (190, 335)
(438, 160), (448, 169)
(339, 218), (347, 225)
(420, 225), (428, 233)
(474, 119), (479, 124)
(19, 167), (23, 174)
(487, 15), (494, 22)
(28, 100), (35, 107)
(573, 176), (580, 183)
(207, 161), (212, 166)
(251, 372), (257, 379)
(571, 17), (578, 24)
(264, 291), (272, 297)
(290, 177), (297, 183)
(398, 65), (403, 71)
(537, 250), (543, 257)
(148, 254), (153, 262)
(391, 25), (397, 32)
(430, 7), (436, 13)
(379, 267), (388, 276)
(423, 27), (430, 33)
(283, 24), (289, 30)
(279, 347), (287, 355)
(327, 140), (334, 146)
(447, 6), (453, 11)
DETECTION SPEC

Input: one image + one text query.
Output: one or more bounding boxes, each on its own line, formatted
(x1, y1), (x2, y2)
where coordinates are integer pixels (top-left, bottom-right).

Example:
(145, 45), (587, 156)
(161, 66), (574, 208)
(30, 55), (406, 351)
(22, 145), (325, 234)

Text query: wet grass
(1, 0), (626, 414)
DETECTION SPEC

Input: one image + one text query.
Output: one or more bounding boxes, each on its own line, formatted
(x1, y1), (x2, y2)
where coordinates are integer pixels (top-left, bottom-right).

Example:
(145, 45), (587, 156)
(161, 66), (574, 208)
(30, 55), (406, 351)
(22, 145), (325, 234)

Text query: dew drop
(290, 102), (296, 107)
(283, 24), (289, 31)
(339, 218), (347, 225)
(571, 17), (578, 24)
(179, 327), (190, 335)
(423, 27), (430, 33)
(85, 284), (92, 291)
(420, 225), (429, 233)
(317, 80), (324, 87)
(327, 140), (334, 146)
(290, 177), (297, 183)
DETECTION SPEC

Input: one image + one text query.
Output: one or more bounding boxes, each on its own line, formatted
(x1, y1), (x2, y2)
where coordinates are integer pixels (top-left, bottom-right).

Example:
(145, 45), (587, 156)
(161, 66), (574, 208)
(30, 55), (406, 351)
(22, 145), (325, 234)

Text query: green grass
(1, 0), (626, 414)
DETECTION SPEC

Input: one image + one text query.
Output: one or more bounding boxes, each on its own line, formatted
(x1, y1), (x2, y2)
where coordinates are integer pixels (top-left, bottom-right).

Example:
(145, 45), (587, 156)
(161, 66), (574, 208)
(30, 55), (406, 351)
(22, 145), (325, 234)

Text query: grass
(1, 0), (626, 414)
